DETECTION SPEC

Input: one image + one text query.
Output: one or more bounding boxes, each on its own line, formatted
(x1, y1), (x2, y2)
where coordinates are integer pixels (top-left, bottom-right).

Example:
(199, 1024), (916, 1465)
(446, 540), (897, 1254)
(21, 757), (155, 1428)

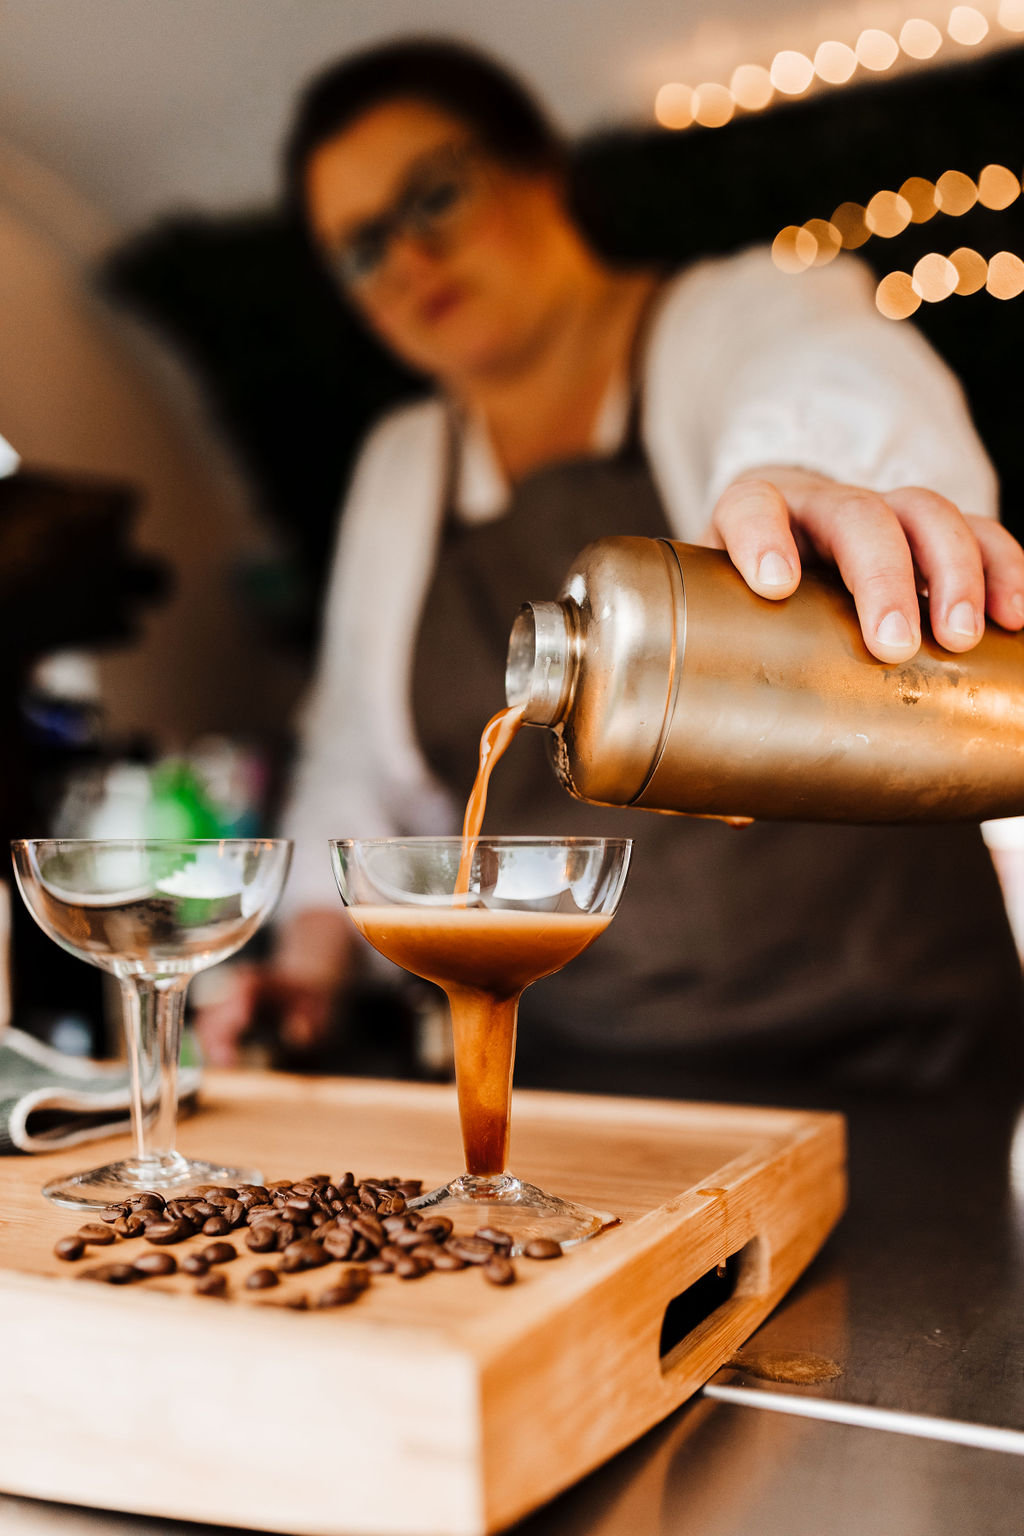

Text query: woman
(200, 39), (1024, 1094)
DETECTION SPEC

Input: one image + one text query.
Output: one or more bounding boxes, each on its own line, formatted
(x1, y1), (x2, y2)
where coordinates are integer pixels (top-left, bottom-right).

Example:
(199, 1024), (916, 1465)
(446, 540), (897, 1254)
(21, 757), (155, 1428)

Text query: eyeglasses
(328, 143), (488, 291)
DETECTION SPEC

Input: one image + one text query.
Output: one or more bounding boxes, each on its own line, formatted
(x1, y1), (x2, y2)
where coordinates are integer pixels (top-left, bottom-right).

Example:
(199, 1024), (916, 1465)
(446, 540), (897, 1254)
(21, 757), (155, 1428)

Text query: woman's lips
(419, 285), (467, 325)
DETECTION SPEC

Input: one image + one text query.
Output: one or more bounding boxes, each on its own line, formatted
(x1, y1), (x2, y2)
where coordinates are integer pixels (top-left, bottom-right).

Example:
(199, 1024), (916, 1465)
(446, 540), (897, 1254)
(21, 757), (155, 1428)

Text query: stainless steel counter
(4, 1092), (1023, 1535)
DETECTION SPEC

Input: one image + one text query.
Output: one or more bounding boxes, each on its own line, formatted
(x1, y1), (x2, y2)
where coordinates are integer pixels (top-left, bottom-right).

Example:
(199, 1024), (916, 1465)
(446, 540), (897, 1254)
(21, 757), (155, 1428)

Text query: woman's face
(306, 100), (574, 384)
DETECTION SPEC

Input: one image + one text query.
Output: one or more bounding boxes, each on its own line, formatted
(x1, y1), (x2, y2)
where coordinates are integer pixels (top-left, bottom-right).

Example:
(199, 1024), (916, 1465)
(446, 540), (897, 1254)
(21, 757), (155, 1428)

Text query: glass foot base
(409, 1174), (615, 1253)
(42, 1154), (262, 1211)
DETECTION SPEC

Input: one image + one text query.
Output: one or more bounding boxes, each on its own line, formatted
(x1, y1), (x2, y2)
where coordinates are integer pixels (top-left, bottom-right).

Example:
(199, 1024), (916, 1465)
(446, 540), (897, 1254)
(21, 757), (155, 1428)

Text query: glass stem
(448, 988), (519, 1180)
(119, 975), (190, 1165)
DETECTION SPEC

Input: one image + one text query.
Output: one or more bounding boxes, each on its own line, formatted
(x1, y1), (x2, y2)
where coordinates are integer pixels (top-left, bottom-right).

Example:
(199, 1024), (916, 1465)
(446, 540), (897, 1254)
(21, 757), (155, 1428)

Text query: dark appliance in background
(0, 468), (168, 1048)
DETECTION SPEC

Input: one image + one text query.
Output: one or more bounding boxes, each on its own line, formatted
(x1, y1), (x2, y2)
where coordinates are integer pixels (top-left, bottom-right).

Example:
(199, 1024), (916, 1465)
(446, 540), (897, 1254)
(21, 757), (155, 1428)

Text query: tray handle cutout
(658, 1238), (764, 1374)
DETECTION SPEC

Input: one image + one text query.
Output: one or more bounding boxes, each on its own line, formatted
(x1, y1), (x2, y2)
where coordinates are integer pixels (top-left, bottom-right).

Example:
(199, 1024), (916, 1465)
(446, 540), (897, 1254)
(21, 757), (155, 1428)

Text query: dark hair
(283, 37), (567, 227)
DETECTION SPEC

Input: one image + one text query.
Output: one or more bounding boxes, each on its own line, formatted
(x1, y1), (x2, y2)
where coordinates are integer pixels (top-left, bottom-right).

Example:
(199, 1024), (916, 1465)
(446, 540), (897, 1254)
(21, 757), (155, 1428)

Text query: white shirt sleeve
(277, 399), (457, 918)
(643, 247), (999, 541)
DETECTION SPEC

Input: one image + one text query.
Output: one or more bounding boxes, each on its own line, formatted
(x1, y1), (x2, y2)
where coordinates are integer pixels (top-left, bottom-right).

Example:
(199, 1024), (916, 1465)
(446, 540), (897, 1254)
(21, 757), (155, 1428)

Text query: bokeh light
(772, 225), (819, 273)
(1000, 0), (1024, 31)
(900, 176), (939, 222)
(986, 250), (1024, 298)
(912, 252), (959, 301)
(899, 18), (944, 57)
(831, 202), (871, 248)
(803, 219), (842, 265)
(856, 29), (900, 70)
(876, 271), (922, 319)
(692, 82), (735, 127)
(936, 169), (978, 215)
(866, 189), (913, 237)
(977, 163), (1022, 209)
(770, 50), (816, 94)
(730, 63), (774, 110)
(950, 247), (989, 294)
(654, 83), (694, 129)
(814, 40), (858, 83)
(948, 5), (989, 44)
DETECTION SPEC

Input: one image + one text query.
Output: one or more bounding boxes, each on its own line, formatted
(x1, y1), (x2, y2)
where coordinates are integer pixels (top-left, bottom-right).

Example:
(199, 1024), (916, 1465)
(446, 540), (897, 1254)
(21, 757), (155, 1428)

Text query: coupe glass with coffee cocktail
(330, 707), (631, 1251)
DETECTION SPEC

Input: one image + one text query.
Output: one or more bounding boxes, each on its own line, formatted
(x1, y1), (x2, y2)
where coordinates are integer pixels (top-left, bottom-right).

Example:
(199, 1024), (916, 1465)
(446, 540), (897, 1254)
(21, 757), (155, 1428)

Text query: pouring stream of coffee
(456, 705), (525, 897)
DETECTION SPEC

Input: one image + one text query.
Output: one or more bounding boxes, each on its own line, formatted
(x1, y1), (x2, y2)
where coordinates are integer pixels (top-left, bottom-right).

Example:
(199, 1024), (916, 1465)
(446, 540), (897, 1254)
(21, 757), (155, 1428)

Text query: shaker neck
(505, 601), (579, 726)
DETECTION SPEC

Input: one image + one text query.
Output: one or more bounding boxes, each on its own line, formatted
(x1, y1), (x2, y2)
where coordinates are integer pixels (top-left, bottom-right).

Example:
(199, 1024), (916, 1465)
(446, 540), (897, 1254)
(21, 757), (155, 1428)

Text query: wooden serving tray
(0, 1072), (845, 1535)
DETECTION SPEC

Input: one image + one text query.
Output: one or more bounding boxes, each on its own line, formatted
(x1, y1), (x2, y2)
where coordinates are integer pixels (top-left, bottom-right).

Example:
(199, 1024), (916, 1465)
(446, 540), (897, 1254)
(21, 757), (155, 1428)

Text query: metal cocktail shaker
(504, 537), (1024, 822)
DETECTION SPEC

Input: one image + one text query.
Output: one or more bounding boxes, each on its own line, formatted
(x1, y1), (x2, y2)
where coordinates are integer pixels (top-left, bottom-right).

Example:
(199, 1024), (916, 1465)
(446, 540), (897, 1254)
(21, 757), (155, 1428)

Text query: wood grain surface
(0, 1072), (846, 1535)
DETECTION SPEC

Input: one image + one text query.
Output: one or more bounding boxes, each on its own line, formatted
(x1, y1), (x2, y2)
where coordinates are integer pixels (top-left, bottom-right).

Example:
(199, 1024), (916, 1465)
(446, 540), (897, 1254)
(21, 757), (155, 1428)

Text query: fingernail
(756, 551), (793, 589)
(876, 610), (914, 651)
(947, 600), (980, 638)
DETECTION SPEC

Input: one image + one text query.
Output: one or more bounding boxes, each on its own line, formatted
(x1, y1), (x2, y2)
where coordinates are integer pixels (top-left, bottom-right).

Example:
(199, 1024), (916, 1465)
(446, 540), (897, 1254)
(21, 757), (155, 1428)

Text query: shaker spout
(505, 601), (577, 726)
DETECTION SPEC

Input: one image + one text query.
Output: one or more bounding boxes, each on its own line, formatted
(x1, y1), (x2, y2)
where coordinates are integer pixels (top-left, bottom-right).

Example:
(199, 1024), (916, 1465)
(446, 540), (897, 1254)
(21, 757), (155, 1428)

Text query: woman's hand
(707, 466), (1024, 662)
(194, 909), (354, 1067)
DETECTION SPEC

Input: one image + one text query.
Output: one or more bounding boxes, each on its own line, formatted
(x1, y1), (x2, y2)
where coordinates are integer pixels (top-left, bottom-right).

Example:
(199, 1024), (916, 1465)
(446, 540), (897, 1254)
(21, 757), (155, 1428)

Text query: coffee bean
(396, 1180), (423, 1199)
(182, 1254), (209, 1276)
(163, 1200), (198, 1222)
(445, 1236), (495, 1265)
(410, 1244), (445, 1265)
(202, 1242), (237, 1266)
(246, 1225), (278, 1254)
(54, 1236), (85, 1261)
(475, 1227), (513, 1253)
(247, 1205), (281, 1225)
(79, 1262), (138, 1284)
(283, 1198), (313, 1220)
(483, 1256), (516, 1286)
(208, 1186), (238, 1200)
(195, 1272), (227, 1297)
(395, 1255), (429, 1280)
(245, 1267), (279, 1290)
(145, 1219), (193, 1246)
(432, 1250), (468, 1272)
(219, 1200), (246, 1228)
(125, 1192), (165, 1212)
(203, 1216), (232, 1237)
(289, 1182), (318, 1198)
(273, 1222), (298, 1251)
(133, 1252), (177, 1278)
(235, 1184), (269, 1200)
(322, 1226), (355, 1261)
(352, 1214), (385, 1248)
(317, 1284), (362, 1307)
(190, 1201), (219, 1220)
(77, 1222), (116, 1245)
(523, 1239), (562, 1260)
(376, 1193), (407, 1216)
(186, 1184), (224, 1197)
(394, 1227), (428, 1250)
(366, 1257), (394, 1274)
(113, 1215), (146, 1240)
(281, 1294), (309, 1310)
(100, 1204), (127, 1223)
(418, 1216), (454, 1241)
(280, 1239), (329, 1272)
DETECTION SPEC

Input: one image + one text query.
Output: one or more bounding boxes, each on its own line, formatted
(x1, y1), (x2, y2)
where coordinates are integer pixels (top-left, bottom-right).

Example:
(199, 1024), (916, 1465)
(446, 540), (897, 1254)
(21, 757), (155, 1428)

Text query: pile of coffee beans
(53, 1174), (564, 1307)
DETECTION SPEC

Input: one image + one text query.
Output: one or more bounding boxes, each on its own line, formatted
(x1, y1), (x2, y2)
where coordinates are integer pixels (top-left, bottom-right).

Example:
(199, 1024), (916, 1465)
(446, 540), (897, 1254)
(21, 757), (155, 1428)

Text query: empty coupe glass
(11, 838), (292, 1209)
(331, 836), (631, 1250)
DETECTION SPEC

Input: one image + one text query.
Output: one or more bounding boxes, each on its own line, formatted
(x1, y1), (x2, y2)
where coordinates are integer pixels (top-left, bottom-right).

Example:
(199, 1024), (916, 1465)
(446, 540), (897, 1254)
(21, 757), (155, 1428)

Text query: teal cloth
(0, 1027), (200, 1154)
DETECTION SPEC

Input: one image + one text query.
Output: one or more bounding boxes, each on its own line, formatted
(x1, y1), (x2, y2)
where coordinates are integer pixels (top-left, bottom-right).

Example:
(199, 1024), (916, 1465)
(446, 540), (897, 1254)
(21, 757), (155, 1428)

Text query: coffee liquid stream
(355, 705), (609, 1177)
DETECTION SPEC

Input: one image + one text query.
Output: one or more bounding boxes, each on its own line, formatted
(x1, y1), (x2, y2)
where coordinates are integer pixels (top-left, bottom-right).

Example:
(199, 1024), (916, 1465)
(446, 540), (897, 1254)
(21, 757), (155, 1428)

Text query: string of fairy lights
(654, 1), (1024, 129)
(771, 164), (1024, 318)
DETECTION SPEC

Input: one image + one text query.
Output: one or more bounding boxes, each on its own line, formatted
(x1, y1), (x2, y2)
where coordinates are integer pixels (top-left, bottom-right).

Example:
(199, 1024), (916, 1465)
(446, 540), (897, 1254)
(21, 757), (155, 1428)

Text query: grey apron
(410, 392), (1021, 1095)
